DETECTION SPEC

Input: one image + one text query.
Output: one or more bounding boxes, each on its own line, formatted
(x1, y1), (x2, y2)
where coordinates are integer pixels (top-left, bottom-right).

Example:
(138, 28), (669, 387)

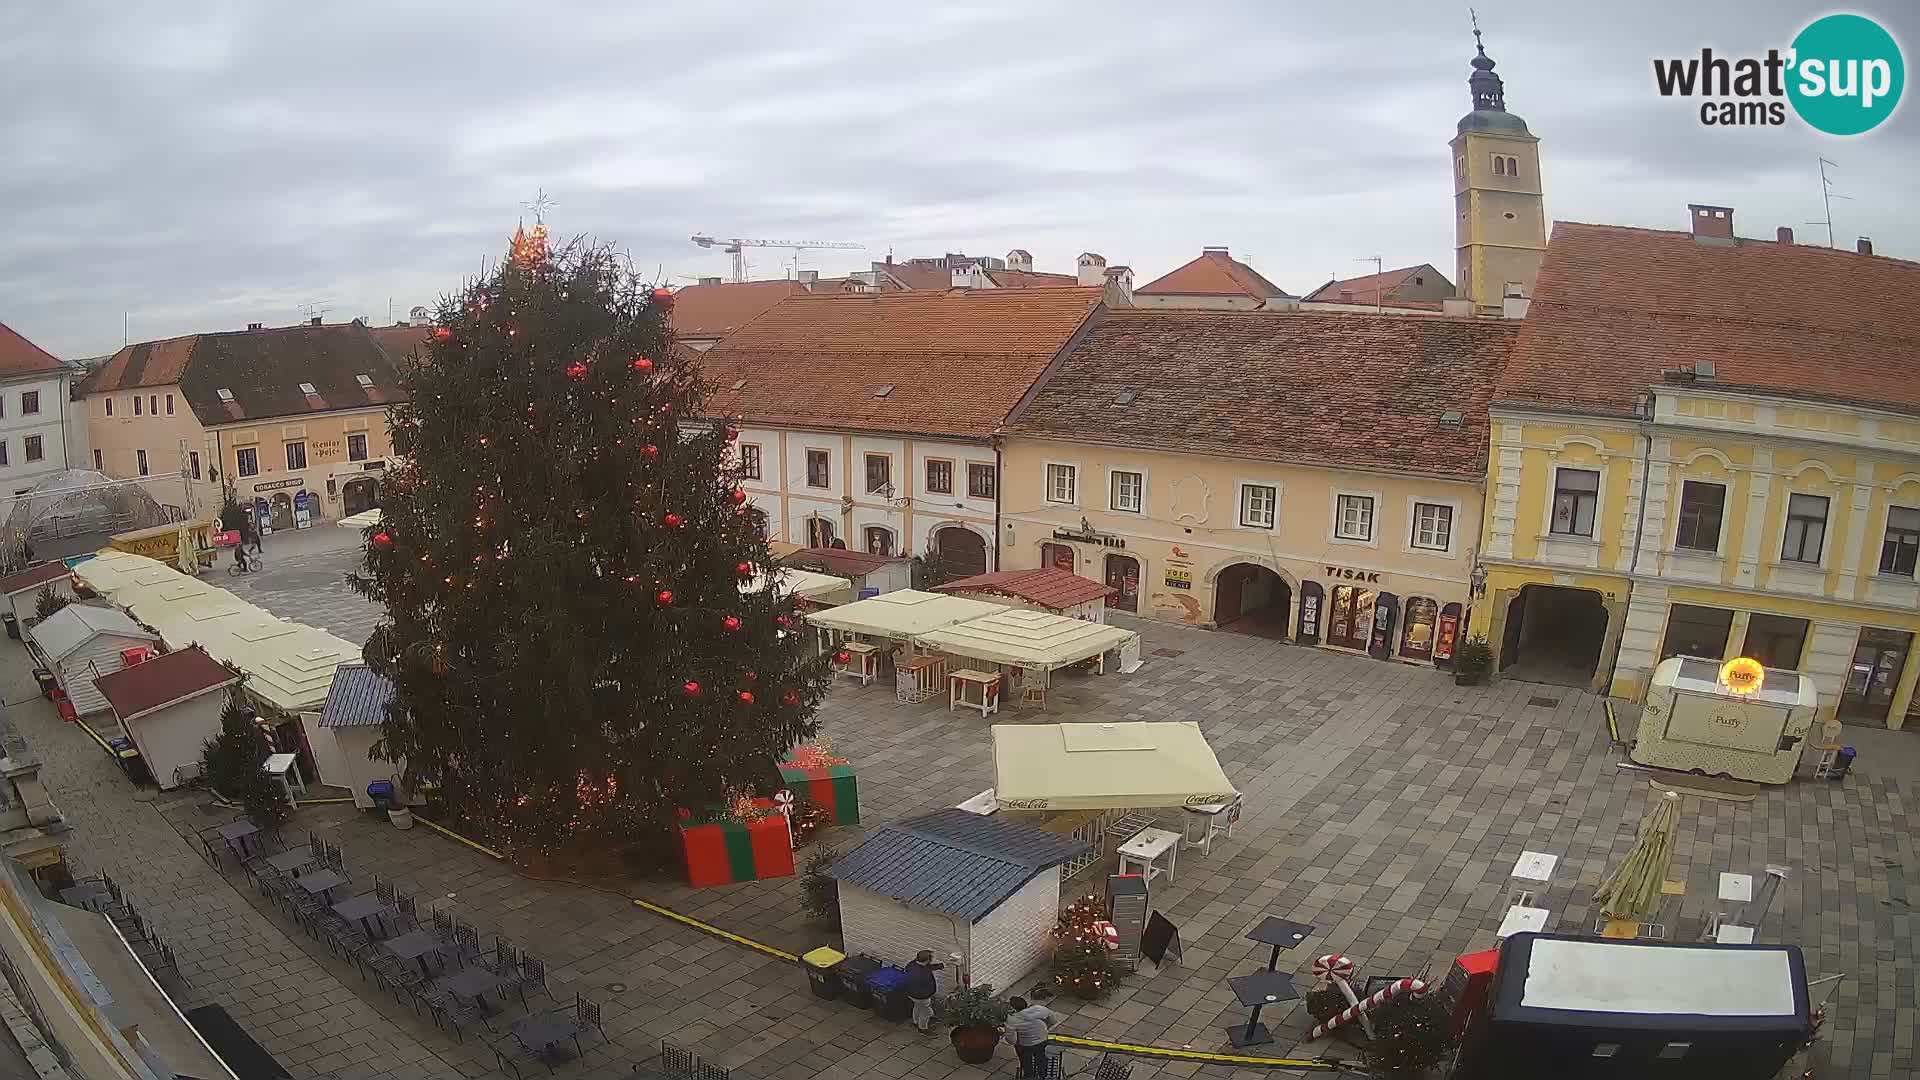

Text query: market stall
(915, 606), (1141, 704)
(26, 604), (161, 718)
(96, 646), (239, 790)
(934, 567), (1114, 622)
(108, 520), (217, 574)
(336, 508), (383, 530)
(741, 567), (853, 607)
(1632, 657), (1820, 784)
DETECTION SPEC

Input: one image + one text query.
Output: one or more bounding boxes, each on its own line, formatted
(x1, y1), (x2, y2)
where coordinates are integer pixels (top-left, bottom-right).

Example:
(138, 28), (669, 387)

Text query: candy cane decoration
(1310, 954), (1373, 1039)
(1307, 977), (1431, 1041)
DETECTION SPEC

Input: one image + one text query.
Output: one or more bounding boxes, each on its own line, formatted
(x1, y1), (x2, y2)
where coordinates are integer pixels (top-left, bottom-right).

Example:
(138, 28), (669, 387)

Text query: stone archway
(342, 477), (379, 516)
(1210, 560), (1294, 638)
(932, 524), (988, 577)
(1501, 584), (1609, 688)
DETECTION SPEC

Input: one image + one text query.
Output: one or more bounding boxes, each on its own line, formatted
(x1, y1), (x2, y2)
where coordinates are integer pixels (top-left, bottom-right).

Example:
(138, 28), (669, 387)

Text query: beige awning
(803, 589), (1004, 641)
(992, 722), (1237, 811)
(742, 567), (852, 603)
(337, 508), (383, 529)
(916, 607), (1137, 672)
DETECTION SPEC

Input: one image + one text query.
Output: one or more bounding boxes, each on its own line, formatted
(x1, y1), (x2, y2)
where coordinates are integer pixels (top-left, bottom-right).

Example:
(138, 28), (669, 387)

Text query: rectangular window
(165, 393), (175, 415)
(23, 435), (42, 462)
(189, 451), (201, 480)
(1659, 604), (1734, 662)
(1411, 502), (1453, 551)
(0, 442), (8, 466)
(1046, 463), (1076, 504)
(864, 453), (891, 495)
(1781, 493), (1829, 564)
(967, 462), (996, 499)
(285, 440), (307, 471)
(805, 449), (830, 488)
(1744, 614), (1810, 669)
(149, 394), (158, 415)
(1109, 470), (1143, 513)
(737, 443), (761, 480)
(92, 448), (102, 470)
(865, 527), (894, 556)
(1335, 494), (1375, 541)
(105, 398), (112, 417)
(805, 516), (836, 547)
(1674, 480), (1726, 552)
(1550, 468), (1600, 537)
(1240, 484), (1276, 529)
(133, 395), (143, 416)
(347, 433), (368, 461)
(925, 459), (954, 495)
(21, 391), (39, 415)
(1880, 506), (1920, 577)
(136, 449), (149, 476)
(236, 447), (259, 478)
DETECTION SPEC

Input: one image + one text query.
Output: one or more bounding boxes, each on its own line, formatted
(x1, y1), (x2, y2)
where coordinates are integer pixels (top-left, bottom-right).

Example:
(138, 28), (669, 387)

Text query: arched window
(1492, 155), (1506, 176)
(1506, 156), (1520, 176)
(864, 526), (895, 556)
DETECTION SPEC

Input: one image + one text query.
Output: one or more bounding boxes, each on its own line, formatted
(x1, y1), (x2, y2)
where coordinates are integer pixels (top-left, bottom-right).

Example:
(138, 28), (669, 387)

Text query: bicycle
(227, 550), (263, 576)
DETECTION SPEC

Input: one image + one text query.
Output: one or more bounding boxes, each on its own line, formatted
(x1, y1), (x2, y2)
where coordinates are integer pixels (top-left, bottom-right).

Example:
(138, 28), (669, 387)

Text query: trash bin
(1832, 746), (1856, 779)
(3, 612), (18, 640)
(366, 779), (396, 811)
(867, 965), (912, 1022)
(802, 946), (846, 1001)
(838, 954), (880, 1009)
(33, 669), (56, 698)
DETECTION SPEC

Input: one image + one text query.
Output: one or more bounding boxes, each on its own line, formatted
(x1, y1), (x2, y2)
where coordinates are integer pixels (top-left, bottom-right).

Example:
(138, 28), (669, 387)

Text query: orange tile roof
(1304, 264), (1447, 304)
(85, 323), (407, 424)
(80, 333), (198, 394)
(368, 324), (432, 366)
(1136, 249), (1293, 299)
(670, 280), (810, 341)
(1499, 222), (1920, 418)
(986, 269), (1080, 288)
(699, 287), (1104, 440)
(1009, 309), (1516, 479)
(935, 567), (1114, 609)
(0, 321), (69, 377)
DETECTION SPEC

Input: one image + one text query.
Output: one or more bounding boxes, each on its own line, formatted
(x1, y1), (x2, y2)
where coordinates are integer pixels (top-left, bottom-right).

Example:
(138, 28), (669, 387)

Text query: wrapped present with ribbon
(677, 796), (796, 887)
(778, 744), (860, 826)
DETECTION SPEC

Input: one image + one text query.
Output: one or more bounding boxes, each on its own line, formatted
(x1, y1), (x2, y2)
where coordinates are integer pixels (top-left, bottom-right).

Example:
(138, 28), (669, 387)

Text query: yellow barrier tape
(412, 815), (506, 860)
(298, 797), (355, 805)
(630, 899), (799, 963)
(73, 718), (135, 758)
(1052, 1034), (1338, 1070)
(1605, 699), (1620, 745)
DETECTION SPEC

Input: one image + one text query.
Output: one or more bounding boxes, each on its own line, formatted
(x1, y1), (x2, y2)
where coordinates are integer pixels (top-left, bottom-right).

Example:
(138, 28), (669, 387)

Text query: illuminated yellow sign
(1718, 656), (1765, 696)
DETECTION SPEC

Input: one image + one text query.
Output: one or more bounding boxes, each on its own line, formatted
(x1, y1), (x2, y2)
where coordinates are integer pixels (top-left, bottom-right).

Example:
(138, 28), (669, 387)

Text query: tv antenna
(1807, 158), (1850, 248)
(1355, 255), (1384, 312)
(300, 298), (335, 323)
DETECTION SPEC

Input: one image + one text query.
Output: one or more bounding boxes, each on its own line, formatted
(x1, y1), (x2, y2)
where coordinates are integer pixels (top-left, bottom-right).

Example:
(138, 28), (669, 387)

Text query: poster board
(1141, 911), (1183, 967)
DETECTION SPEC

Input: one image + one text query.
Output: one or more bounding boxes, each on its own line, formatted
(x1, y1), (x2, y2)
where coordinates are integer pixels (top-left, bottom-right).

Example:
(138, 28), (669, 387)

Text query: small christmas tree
(1050, 894), (1117, 1000)
(1359, 994), (1455, 1078)
(351, 231), (832, 856)
(200, 681), (289, 826)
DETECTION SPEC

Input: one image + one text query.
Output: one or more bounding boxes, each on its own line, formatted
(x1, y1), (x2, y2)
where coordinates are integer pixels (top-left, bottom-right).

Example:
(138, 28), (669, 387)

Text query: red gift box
(677, 798), (795, 887)
(778, 747), (859, 826)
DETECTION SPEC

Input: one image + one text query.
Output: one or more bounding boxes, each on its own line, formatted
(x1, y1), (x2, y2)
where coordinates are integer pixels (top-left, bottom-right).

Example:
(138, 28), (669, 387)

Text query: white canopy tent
(991, 722), (1238, 811)
(803, 589), (1004, 642)
(337, 508), (383, 530)
(741, 567), (852, 604)
(916, 607), (1138, 676)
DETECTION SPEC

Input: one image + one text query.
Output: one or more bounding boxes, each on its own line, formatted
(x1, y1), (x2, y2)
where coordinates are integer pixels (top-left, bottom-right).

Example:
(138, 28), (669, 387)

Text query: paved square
(8, 538), (1914, 1079)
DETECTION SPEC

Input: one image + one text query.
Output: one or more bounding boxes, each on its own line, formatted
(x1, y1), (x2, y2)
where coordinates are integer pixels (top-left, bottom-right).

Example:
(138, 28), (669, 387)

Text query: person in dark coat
(904, 950), (944, 1034)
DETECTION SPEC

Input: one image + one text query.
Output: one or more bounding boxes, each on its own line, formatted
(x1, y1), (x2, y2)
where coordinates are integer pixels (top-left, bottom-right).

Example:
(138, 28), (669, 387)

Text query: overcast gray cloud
(3, 1), (1915, 358)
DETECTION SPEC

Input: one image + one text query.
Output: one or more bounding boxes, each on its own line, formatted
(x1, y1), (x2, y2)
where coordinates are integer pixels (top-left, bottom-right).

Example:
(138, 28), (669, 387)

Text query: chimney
(797, 270), (819, 285)
(1202, 246), (1231, 255)
(1441, 298), (1474, 317)
(309, 315), (323, 326)
(1006, 249), (1033, 273)
(1076, 252), (1107, 287)
(1688, 203), (1735, 245)
(1103, 266), (1134, 305)
(1857, 237), (1874, 256)
(1776, 226), (1794, 245)
(698, 276), (722, 286)
(247, 322), (264, 331)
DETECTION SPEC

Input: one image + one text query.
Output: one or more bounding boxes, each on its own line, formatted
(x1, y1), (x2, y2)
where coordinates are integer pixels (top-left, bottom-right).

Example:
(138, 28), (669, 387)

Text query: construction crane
(690, 234), (864, 283)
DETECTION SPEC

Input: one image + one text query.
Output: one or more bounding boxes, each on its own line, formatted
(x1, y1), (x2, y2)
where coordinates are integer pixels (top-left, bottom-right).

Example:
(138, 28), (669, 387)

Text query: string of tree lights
(350, 225), (832, 856)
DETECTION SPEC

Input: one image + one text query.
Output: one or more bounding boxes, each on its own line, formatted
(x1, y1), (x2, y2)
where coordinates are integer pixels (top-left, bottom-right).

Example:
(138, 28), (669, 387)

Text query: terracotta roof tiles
(87, 323), (407, 425)
(0, 321), (66, 378)
(1499, 222), (1920, 418)
(1008, 309), (1515, 479)
(935, 567), (1114, 609)
(95, 646), (237, 722)
(1305, 264), (1450, 305)
(670, 280), (810, 341)
(1136, 250), (1293, 299)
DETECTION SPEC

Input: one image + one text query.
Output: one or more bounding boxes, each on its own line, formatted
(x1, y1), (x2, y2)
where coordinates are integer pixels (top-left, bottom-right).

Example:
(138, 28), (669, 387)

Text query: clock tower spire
(1450, 18), (1546, 315)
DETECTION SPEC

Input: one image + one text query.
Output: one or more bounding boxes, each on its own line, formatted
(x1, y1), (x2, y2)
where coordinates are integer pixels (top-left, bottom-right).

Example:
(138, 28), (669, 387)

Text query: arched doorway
(1501, 584), (1608, 688)
(1104, 553), (1140, 613)
(1040, 542), (1075, 572)
(1213, 563), (1292, 638)
(342, 477), (379, 516)
(933, 526), (987, 577)
(269, 493), (294, 532)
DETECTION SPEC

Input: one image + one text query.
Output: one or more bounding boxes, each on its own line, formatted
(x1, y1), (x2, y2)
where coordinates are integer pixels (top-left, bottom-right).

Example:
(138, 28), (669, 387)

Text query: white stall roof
(1518, 938), (1798, 1016)
(916, 607), (1138, 672)
(804, 589), (1004, 640)
(29, 604), (156, 663)
(992, 722), (1238, 811)
(337, 508), (383, 529)
(741, 568), (851, 602)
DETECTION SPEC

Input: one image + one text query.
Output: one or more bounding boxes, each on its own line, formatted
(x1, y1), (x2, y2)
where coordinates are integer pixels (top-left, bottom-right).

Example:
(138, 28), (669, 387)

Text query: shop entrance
(1500, 584), (1608, 688)
(1213, 563), (1291, 638)
(1326, 584), (1376, 651)
(342, 477), (379, 516)
(1104, 554), (1140, 613)
(269, 492), (295, 532)
(1840, 628), (1913, 725)
(933, 526), (987, 577)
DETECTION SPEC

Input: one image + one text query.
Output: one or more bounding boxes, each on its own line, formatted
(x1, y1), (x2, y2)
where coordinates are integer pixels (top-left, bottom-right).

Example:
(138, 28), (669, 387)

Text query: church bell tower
(1450, 25), (1546, 315)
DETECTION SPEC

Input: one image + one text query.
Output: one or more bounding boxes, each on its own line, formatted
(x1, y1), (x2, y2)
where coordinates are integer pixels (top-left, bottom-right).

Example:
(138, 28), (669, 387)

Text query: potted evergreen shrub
(34, 585), (72, 620)
(940, 983), (1008, 1065)
(1051, 896), (1118, 1000)
(1452, 635), (1493, 686)
(799, 846), (841, 930)
(1359, 993), (1456, 1078)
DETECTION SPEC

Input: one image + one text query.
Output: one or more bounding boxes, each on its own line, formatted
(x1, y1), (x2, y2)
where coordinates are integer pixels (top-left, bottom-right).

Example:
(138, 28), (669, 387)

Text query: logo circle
(1788, 14), (1905, 135)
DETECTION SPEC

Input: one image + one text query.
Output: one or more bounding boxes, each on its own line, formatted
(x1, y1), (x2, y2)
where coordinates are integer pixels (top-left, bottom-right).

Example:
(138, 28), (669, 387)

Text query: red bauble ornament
(781, 690), (801, 708)
(681, 680), (701, 697)
(655, 589), (675, 606)
(651, 287), (674, 307)
(722, 615), (743, 632)
(743, 670), (758, 683)
(632, 355), (655, 373)
(371, 531), (394, 551)
(737, 690), (755, 705)
(642, 445), (660, 460)
(735, 561), (754, 578)
(663, 512), (683, 528)
(725, 426), (740, 442)
(834, 650), (852, 665)
(432, 327), (452, 342)
(729, 488), (747, 505)
(775, 615), (792, 629)
(565, 361), (588, 381)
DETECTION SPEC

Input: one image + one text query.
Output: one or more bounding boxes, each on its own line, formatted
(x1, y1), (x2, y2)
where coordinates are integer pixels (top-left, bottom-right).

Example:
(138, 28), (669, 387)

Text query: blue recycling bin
(366, 779), (396, 810)
(1831, 746), (1856, 779)
(867, 966), (911, 1022)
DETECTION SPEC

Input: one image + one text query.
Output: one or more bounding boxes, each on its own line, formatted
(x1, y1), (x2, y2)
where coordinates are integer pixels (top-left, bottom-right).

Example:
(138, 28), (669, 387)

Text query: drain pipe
(992, 436), (1003, 572)
(1627, 392), (1655, 574)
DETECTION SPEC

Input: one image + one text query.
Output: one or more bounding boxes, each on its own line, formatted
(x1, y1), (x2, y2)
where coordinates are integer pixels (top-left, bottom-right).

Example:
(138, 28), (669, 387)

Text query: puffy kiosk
(1632, 657), (1820, 784)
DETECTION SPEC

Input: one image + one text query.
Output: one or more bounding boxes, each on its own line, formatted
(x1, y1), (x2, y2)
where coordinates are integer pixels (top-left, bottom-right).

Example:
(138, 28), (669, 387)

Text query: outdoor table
(1246, 917), (1314, 970)
(297, 869), (346, 903)
(440, 966), (507, 1013)
(383, 929), (446, 977)
(948, 668), (1000, 718)
(1497, 905), (1550, 941)
(60, 883), (109, 912)
(1225, 970), (1298, 1047)
(332, 893), (396, 939)
(1182, 798), (1239, 853)
(1507, 850), (1558, 907)
(1117, 827), (1181, 885)
(261, 752), (307, 808)
(217, 821), (262, 860)
(511, 1011), (577, 1063)
(896, 653), (947, 704)
(266, 848), (314, 875)
(833, 641), (879, 686)
(1711, 872), (1754, 937)
(1714, 924), (1756, 945)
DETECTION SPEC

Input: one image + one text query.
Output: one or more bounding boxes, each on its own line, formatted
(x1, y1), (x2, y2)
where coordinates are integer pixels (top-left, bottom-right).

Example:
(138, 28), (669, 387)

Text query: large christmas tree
(352, 228), (831, 855)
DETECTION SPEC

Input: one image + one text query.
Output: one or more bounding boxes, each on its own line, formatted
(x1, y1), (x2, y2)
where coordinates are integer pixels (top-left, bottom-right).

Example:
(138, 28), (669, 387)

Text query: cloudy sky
(4, 1), (1915, 359)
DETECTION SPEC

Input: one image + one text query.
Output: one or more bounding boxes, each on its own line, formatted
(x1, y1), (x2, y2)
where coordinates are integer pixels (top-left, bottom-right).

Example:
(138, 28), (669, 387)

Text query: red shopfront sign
(1434, 612), (1460, 662)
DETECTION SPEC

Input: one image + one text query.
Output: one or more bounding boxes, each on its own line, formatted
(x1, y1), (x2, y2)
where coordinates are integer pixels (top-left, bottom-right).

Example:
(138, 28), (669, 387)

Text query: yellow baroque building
(1472, 210), (1920, 728)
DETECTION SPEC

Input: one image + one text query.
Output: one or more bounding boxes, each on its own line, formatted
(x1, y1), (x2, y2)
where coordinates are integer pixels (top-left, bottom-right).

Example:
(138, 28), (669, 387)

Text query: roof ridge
(1525, 295), (1920, 347)
(1556, 219), (1920, 272)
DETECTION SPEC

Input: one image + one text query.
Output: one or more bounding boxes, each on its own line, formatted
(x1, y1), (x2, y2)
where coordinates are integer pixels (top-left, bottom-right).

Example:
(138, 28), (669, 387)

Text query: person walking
(1005, 995), (1062, 1079)
(903, 950), (944, 1035)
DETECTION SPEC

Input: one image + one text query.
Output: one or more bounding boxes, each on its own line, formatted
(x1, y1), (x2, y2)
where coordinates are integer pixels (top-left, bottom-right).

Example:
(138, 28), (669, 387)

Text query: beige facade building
(1001, 309), (1514, 665)
(80, 321), (413, 528)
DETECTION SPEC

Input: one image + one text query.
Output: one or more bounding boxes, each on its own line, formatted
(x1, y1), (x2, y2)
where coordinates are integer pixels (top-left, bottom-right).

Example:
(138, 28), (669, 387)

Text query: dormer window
(355, 374), (374, 388)
(873, 384), (895, 399)
(298, 382), (318, 395)
(217, 388), (235, 402)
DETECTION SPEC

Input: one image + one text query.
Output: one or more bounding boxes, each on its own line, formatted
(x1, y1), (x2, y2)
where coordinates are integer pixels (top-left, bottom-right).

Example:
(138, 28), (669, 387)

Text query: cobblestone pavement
(9, 537), (1916, 1079)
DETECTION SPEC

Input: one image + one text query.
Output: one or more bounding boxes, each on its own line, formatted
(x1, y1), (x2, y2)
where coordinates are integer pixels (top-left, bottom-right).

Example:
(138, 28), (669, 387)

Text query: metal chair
(453, 923), (480, 964)
(324, 843), (345, 874)
(374, 877), (396, 906)
(431, 907), (454, 940)
(565, 994), (605, 1056)
(492, 1037), (549, 1079)
(491, 937), (519, 975)
(509, 956), (553, 1005)
(395, 894), (417, 931)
